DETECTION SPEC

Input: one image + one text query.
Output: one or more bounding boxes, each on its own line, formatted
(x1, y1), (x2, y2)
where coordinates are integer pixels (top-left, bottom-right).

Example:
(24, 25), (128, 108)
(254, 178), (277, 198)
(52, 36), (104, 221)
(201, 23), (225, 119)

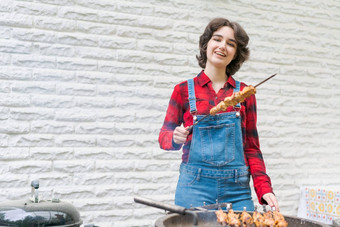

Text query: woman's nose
(219, 43), (226, 50)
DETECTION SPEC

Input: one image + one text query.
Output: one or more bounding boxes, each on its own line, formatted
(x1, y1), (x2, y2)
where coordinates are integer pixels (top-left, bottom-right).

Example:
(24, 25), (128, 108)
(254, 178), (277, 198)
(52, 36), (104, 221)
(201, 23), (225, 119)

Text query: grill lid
(0, 199), (82, 227)
(0, 180), (82, 227)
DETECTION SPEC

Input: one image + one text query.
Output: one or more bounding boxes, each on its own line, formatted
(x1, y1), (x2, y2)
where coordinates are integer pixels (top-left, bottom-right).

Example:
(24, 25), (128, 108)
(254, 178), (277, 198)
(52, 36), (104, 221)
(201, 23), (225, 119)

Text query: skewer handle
(187, 114), (210, 132)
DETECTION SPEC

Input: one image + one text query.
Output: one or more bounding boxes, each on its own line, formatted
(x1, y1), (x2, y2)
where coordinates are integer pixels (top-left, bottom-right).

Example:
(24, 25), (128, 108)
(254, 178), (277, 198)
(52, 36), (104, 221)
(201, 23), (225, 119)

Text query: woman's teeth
(215, 52), (226, 57)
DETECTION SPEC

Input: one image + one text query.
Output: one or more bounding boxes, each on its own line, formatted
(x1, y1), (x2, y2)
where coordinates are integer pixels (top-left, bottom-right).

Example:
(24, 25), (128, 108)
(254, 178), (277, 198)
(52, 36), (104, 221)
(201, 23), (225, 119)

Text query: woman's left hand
(262, 193), (279, 211)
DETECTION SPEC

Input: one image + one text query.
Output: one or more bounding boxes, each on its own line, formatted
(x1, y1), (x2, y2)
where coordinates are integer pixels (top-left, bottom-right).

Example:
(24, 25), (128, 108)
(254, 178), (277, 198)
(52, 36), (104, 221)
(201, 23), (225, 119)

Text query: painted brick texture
(0, 0), (339, 226)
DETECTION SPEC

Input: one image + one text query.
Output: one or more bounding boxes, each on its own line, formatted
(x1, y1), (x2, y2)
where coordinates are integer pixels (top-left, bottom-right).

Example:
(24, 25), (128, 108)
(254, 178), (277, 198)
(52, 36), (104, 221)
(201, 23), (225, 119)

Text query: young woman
(158, 18), (279, 211)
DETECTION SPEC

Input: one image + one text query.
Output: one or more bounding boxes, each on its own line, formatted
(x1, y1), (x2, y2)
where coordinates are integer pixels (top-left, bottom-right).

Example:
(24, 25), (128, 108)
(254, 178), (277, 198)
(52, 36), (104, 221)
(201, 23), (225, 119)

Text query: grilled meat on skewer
(210, 85), (256, 115)
(227, 209), (241, 227)
(241, 209), (254, 227)
(215, 209), (228, 226)
(273, 210), (288, 227)
(263, 211), (275, 227)
(253, 209), (265, 227)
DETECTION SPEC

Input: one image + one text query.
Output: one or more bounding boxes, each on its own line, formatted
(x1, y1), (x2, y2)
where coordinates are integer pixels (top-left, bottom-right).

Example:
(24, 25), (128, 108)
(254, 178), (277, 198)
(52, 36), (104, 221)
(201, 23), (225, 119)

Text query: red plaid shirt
(158, 71), (273, 204)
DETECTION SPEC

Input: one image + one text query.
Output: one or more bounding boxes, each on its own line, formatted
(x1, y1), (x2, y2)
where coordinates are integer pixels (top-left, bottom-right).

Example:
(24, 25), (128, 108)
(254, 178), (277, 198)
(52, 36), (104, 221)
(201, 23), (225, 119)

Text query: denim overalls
(174, 78), (254, 211)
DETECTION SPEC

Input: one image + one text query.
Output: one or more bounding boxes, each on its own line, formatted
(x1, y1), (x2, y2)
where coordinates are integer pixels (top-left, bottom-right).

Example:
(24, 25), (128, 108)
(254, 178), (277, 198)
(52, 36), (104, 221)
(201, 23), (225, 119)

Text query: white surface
(298, 186), (340, 225)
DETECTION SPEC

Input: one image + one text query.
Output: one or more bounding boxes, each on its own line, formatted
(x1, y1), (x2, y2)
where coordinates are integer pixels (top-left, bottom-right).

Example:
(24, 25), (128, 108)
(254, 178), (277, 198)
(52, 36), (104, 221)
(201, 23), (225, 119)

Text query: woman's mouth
(215, 51), (226, 57)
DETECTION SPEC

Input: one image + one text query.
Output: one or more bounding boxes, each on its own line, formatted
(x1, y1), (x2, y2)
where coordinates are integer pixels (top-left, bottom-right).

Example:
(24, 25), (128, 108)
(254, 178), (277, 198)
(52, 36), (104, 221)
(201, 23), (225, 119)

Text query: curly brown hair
(196, 18), (250, 76)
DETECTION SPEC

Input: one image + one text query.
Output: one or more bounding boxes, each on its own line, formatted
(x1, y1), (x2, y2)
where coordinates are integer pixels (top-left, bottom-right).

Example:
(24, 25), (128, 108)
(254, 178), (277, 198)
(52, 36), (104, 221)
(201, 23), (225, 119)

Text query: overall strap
(234, 80), (241, 108)
(187, 78), (197, 114)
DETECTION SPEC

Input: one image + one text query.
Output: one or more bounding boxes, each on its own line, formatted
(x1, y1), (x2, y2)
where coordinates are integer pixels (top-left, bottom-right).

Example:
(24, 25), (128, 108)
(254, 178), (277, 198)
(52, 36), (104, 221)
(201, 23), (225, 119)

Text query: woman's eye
(227, 42), (235, 47)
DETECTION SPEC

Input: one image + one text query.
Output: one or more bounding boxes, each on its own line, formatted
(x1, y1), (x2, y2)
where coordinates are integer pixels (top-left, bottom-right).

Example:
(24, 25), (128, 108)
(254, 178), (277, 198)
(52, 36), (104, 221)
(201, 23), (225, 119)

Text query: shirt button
(215, 97), (218, 99)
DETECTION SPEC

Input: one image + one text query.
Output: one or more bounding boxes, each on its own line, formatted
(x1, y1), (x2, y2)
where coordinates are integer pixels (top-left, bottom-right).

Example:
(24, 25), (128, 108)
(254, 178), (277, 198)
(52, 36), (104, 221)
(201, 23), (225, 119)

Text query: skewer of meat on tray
(216, 205), (288, 227)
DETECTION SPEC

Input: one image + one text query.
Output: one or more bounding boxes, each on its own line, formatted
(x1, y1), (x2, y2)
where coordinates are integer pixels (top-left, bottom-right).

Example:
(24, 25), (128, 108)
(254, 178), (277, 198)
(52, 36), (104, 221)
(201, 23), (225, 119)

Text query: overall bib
(174, 78), (254, 211)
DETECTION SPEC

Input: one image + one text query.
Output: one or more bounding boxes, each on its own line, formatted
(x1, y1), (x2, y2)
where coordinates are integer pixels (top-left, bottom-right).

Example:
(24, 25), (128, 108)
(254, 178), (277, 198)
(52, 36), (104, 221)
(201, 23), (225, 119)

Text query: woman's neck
(204, 66), (228, 93)
(204, 66), (227, 83)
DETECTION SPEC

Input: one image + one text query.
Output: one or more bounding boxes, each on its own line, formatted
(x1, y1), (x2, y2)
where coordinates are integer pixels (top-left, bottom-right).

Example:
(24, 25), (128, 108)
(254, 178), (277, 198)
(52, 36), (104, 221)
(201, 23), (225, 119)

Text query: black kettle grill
(0, 180), (83, 227)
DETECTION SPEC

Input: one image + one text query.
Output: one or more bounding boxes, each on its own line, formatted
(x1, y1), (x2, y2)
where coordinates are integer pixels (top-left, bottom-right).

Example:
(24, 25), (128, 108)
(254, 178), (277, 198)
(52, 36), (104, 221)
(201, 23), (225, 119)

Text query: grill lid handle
(30, 180), (39, 203)
(134, 196), (186, 214)
(134, 196), (198, 226)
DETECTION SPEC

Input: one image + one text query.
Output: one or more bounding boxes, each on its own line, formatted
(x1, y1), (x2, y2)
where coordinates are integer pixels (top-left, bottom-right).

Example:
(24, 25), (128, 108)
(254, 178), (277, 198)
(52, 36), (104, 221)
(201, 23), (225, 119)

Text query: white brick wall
(0, 0), (339, 226)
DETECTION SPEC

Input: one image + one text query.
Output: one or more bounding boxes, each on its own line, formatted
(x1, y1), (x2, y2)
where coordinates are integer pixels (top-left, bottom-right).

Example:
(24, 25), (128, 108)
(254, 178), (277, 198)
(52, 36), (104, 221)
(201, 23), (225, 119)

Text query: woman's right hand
(173, 126), (190, 145)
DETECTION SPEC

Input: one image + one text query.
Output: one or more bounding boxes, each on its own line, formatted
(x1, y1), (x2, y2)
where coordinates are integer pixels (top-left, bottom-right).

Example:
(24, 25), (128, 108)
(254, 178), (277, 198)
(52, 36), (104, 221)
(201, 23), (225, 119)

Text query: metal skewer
(254, 73), (276, 88)
(187, 73), (277, 132)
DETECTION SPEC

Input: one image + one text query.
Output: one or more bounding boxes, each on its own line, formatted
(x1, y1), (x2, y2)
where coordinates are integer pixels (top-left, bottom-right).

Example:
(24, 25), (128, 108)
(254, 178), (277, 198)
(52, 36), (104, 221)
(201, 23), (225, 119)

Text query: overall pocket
(177, 169), (199, 187)
(198, 123), (235, 166)
(236, 173), (251, 188)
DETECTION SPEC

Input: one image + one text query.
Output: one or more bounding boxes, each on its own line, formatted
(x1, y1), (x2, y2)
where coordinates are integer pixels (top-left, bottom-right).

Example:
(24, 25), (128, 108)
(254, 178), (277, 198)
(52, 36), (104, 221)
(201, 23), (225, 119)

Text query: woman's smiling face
(205, 26), (237, 70)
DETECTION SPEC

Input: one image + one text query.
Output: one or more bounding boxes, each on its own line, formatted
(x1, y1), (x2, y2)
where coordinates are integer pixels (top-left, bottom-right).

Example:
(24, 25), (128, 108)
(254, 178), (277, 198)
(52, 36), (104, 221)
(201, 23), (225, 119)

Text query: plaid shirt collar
(197, 70), (236, 88)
